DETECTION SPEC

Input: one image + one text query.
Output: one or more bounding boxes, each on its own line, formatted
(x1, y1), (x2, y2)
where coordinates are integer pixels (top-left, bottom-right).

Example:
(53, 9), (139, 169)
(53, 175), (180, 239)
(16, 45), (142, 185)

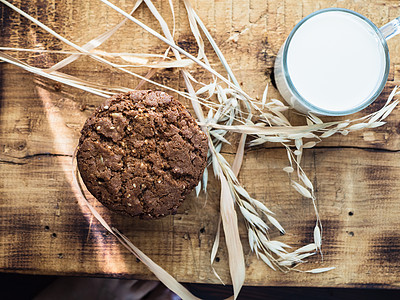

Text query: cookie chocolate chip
(77, 90), (208, 219)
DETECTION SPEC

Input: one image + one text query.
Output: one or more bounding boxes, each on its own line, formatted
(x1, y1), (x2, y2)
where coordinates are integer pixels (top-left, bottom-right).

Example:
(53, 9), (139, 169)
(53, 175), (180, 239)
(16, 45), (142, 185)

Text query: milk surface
(286, 11), (386, 112)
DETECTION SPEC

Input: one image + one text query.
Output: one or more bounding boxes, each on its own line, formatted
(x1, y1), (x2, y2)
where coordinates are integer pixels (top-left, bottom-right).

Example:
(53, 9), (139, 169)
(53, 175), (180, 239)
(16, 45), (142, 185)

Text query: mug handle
(380, 17), (400, 40)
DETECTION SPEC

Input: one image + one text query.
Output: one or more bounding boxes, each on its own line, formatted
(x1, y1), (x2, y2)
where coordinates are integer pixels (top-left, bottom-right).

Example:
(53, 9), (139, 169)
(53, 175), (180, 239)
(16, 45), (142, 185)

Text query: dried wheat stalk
(1, 0), (398, 299)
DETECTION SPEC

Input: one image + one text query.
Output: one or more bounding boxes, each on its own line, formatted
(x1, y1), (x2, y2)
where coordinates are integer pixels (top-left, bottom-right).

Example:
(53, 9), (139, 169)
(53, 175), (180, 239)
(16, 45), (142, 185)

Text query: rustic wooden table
(1, 0), (399, 290)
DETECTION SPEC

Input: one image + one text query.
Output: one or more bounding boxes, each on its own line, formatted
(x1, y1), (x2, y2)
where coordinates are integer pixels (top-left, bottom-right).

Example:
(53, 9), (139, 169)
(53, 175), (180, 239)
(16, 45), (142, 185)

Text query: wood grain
(1, 0), (400, 289)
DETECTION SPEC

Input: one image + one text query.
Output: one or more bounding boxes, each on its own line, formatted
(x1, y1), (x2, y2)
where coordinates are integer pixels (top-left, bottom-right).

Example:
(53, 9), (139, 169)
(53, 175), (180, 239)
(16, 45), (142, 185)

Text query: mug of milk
(274, 8), (400, 116)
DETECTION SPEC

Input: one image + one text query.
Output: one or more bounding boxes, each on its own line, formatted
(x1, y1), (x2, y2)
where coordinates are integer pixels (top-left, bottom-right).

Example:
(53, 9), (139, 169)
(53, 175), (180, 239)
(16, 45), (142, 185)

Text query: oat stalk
(2, 0), (399, 299)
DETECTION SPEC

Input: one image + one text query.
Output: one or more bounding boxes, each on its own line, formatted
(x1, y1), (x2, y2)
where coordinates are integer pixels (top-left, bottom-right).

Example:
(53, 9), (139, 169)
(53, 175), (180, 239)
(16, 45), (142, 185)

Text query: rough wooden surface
(1, 0), (400, 289)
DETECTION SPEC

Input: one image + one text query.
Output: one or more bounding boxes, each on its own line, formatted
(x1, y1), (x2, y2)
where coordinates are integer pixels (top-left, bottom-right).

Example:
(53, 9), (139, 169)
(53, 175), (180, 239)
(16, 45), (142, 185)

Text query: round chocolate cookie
(77, 90), (208, 219)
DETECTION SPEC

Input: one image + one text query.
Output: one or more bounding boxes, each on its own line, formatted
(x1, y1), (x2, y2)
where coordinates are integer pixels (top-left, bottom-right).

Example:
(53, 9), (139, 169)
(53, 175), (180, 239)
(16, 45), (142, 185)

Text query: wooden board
(1, 0), (400, 289)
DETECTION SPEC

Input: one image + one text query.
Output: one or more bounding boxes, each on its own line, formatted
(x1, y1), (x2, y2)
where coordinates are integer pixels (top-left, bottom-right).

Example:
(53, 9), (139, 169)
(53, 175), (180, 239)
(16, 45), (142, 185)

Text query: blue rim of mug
(282, 8), (390, 116)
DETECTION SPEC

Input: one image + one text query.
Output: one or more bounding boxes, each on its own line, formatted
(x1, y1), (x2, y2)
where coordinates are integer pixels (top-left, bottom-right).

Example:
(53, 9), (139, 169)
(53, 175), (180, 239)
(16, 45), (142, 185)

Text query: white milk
(275, 10), (387, 114)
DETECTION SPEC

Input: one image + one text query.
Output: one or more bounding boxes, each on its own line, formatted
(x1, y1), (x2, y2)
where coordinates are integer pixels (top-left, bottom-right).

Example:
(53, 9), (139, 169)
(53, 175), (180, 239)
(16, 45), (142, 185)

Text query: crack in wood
(0, 153), (73, 165)
(0, 160), (27, 165)
(19, 153), (73, 159)
(220, 145), (400, 155)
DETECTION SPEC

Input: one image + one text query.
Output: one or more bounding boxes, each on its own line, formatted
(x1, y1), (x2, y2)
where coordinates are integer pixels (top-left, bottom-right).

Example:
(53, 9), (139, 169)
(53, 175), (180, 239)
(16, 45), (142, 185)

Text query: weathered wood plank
(1, 0), (400, 288)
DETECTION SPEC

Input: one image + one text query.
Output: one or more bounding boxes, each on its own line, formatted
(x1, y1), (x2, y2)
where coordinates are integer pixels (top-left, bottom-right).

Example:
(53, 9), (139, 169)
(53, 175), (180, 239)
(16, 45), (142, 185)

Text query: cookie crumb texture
(77, 91), (208, 219)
